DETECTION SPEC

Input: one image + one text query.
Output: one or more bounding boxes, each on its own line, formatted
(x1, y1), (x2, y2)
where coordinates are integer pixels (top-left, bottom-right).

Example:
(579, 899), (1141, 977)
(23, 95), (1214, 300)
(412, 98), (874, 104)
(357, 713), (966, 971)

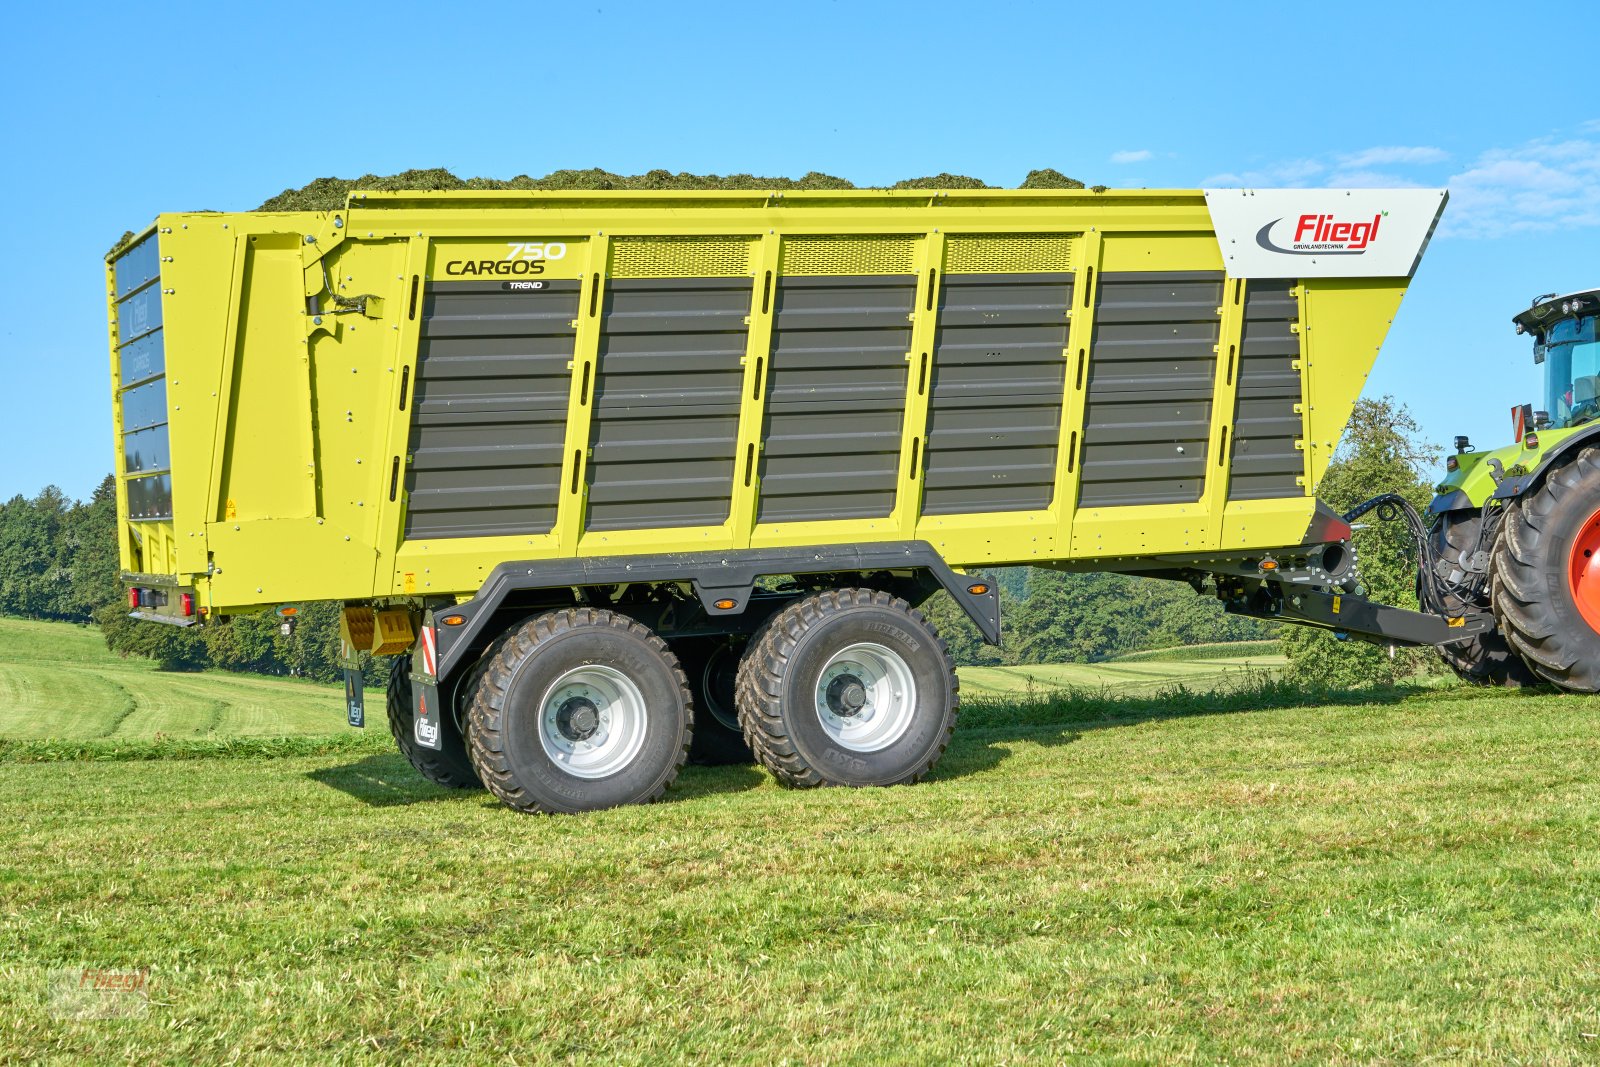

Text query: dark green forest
(0, 398), (1440, 688)
(0, 473), (1269, 683)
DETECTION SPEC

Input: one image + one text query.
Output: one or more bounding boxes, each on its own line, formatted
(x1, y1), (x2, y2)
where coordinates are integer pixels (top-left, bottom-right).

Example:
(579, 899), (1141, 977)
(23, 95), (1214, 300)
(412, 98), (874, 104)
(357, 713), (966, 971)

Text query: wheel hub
(556, 697), (600, 741)
(826, 675), (868, 717)
(536, 666), (648, 779)
(813, 642), (918, 753)
(1570, 506), (1600, 633)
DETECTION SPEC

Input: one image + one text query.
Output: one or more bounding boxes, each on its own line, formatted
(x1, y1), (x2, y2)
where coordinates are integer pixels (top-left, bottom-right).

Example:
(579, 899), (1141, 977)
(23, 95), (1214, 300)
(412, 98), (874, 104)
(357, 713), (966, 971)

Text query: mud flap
(412, 680), (443, 750)
(411, 618), (443, 750)
(343, 668), (365, 728)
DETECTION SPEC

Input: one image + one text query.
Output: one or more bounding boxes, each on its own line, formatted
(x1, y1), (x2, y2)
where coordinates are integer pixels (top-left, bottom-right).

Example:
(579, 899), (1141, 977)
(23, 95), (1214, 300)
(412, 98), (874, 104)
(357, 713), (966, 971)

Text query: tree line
(1, 399), (1437, 689)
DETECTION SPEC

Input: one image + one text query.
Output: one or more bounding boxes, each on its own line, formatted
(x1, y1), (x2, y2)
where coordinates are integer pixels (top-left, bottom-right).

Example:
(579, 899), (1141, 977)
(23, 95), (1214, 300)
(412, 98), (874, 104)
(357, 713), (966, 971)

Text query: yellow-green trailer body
(106, 187), (1445, 620)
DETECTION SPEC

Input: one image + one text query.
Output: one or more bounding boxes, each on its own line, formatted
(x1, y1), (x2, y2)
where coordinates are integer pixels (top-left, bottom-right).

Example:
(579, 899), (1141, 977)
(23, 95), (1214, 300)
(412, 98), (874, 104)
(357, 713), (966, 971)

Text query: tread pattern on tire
(467, 607), (692, 813)
(385, 657), (482, 789)
(1491, 446), (1600, 692)
(734, 588), (958, 789)
(1430, 512), (1538, 687)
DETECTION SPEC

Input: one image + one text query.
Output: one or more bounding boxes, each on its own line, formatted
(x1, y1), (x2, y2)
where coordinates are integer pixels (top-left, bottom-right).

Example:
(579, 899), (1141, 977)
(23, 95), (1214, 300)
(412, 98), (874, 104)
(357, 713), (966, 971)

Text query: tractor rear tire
(467, 608), (692, 813)
(1491, 447), (1600, 692)
(735, 589), (958, 788)
(1428, 511), (1538, 687)
(386, 657), (483, 789)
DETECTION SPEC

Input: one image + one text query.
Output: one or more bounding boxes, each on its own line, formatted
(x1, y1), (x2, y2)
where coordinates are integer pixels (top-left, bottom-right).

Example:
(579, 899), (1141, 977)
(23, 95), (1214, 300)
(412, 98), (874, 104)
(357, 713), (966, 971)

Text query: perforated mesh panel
(779, 235), (917, 276)
(943, 234), (1075, 274)
(609, 236), (754, 278)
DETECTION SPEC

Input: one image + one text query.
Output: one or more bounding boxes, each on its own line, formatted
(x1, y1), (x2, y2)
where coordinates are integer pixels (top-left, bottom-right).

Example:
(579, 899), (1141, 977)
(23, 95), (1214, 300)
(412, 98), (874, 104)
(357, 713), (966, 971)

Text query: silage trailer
(107, 185), (1479, 813)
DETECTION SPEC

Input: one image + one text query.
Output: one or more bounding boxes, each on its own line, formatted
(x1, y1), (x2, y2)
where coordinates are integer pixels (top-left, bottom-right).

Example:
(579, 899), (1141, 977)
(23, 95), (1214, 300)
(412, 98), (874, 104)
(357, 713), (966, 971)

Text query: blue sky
(1, 0), (1595, 501)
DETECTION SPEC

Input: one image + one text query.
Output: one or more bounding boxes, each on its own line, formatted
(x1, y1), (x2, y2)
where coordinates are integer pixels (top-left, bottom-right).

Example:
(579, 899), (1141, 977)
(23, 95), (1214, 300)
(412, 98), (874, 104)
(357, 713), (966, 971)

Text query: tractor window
(1544, 316), (1600, 428)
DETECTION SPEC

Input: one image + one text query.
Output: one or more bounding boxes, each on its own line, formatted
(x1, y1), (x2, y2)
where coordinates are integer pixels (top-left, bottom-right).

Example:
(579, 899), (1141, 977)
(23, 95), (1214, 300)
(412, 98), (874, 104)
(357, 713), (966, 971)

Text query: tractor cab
(1515, 290), (1600, 430)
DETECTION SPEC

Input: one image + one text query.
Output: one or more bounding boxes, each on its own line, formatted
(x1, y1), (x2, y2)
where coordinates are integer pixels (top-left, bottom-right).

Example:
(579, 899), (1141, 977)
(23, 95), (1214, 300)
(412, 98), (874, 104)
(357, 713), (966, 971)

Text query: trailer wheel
(735, 589), (958, 788)
(385, 657), (482, 789)
(467, 608), (692, 813)
(1492, 447), (1600, 692)
(675, 638), (754, 766)
(1428, 511), (1537, 687)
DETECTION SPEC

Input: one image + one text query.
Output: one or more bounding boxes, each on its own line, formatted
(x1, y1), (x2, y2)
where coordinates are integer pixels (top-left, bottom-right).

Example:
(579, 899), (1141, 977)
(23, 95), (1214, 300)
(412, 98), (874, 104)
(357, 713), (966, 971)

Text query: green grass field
(0, 617), (349, 740)
(0, 617), (1278, 743)
(3, 619), (1600, 1062)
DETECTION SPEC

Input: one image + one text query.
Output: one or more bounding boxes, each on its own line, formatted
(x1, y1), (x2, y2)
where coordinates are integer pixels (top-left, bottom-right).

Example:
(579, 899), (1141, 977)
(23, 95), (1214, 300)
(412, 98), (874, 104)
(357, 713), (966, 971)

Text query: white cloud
(1441, 136), (1600, 237)
(1109, 149), (1153, 164)
(1201, 158), (1325, 187)
(1197, 130), (1600, 237)
(1322, 169), (1430, 189)
(1336, 145), (1448, 168)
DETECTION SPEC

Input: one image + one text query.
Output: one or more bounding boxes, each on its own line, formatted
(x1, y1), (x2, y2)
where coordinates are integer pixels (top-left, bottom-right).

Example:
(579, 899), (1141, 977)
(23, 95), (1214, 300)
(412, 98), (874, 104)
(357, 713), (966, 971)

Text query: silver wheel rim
(537, 665), (649, 779)
(813, 642), (917, 753)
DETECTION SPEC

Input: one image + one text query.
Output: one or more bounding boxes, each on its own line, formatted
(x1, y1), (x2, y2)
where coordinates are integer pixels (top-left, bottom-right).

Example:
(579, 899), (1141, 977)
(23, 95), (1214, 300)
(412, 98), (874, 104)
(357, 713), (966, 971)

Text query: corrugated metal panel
(586, 277), (750, 531)
(113, 234), (171, 522)
(757, 274), (916, 522)
(923, 272), (1072, 514)
(1079, 271), (1222, 508)
(403, 280), (580, 539)
(114, 234), (161, 299)
(1228, 280), (1305, 500)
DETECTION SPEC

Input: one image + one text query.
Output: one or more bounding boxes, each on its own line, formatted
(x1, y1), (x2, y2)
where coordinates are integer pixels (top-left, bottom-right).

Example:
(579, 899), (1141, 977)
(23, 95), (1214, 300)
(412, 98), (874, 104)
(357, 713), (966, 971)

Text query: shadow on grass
(302, 675), (1541, 801)
(305, 753), (476, 807)
(927, 673), (1489, 781)
(306, 749), (768, 808)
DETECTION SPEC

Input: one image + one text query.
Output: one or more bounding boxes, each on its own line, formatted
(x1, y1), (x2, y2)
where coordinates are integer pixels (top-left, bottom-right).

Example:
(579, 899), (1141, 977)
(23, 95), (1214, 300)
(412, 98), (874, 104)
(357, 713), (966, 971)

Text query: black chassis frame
(421, 540), (1002, 684)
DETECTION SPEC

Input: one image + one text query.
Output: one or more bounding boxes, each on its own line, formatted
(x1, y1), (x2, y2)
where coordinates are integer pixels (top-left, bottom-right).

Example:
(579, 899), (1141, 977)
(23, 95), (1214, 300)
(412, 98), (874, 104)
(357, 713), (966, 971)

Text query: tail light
(127, 588), (140, 610)
(180, 593), (195, 617)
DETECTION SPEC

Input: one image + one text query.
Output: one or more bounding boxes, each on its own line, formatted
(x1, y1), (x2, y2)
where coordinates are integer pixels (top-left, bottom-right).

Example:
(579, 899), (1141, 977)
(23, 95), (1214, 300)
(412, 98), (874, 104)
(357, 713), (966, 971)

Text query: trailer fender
(430, 541), (1001, 681)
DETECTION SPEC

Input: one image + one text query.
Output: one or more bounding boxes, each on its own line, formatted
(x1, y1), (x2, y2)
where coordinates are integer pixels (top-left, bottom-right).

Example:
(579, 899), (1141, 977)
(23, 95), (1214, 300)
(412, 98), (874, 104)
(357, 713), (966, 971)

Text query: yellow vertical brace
(728, 233), (781, 547)
(1200, 277), (1248, 548)
(371, 237), (431, 591)
(1053, 230), (1103, 551)
(554, 236), (609, 554)
(1290, 282), (1313, 494)
(204, 236), (250, 524)
(892, 232), (945, 536)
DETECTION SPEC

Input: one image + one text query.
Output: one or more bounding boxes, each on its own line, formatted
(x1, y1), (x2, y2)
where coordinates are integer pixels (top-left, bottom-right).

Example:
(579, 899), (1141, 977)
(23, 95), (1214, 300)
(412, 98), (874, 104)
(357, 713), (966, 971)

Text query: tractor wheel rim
(537, 665), (649, 779)
(1570, 506), (1600, 633)
(813, 642), (917, 753)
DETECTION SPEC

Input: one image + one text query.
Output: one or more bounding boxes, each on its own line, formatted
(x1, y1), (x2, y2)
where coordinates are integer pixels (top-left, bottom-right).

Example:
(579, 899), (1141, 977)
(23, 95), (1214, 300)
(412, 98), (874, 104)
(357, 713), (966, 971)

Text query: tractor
(1428, 290), (1600, 691)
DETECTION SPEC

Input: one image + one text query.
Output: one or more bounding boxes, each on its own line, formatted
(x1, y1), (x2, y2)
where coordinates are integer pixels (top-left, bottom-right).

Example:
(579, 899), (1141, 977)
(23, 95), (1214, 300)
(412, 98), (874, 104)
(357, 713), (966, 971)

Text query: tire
(1428, 510), (1538, 687)
(735, 589), (958, 788)
(467, 608), (692, 813)
(385, 656), (483, 789)
(1491, 447), (1600, 692)
(675, 637), (754, 766)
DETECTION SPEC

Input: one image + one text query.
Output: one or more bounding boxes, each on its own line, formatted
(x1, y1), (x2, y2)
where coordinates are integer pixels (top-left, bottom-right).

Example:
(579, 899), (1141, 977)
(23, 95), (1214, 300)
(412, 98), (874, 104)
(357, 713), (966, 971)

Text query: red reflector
(128, 588), (140, 610)
(180, 593), (195, 617)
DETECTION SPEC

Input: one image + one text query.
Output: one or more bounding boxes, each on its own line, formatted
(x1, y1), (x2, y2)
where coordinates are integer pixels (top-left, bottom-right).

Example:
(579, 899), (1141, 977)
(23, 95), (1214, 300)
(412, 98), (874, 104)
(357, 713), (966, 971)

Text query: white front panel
(1204, 188), (1448, 279)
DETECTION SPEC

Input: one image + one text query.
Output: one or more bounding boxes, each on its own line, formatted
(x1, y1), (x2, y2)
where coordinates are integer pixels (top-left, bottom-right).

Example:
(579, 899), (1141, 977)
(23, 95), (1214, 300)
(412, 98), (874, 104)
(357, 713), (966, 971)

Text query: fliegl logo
(1256, 211), (1388, 256)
